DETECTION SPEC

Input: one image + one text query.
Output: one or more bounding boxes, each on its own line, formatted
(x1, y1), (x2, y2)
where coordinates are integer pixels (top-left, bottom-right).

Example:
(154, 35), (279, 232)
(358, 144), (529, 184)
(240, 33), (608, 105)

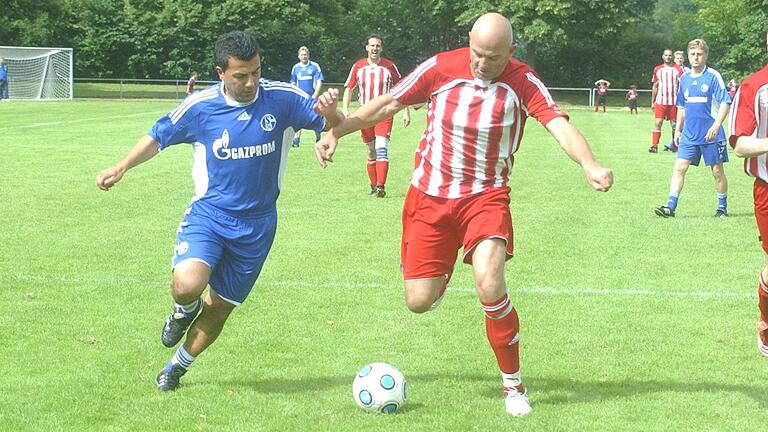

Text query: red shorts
(361, 117), (394, 143)
(401, 185), (514, 280)
(654, 104), (677, 121)
(754, 179), (768, 254)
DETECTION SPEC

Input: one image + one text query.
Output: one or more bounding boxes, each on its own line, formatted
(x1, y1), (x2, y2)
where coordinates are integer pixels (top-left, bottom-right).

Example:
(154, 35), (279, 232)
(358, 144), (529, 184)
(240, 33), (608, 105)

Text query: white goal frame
(0, 46), (73, 100)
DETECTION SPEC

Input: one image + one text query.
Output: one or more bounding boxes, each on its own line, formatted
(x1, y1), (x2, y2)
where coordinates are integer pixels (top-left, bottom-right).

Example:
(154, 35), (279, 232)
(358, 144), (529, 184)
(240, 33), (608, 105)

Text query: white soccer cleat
(504, 387), (532, 416)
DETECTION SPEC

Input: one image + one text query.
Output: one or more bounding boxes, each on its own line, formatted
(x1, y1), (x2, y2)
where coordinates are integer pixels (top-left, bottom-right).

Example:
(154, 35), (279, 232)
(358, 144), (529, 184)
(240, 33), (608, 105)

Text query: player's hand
(705, 125), (719, 142)
(583, 164), (613, 192)
(313, 88), (339, 116)
(403, 112), (411, 128)
(315, 133), (338, 168)
(96, 166), (126, 191)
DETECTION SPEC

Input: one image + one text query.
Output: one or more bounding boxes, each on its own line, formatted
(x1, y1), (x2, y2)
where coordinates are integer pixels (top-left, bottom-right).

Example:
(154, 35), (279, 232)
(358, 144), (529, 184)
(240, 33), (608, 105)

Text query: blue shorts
(172, 201), (277, 305)
(677, 140), (729, 166)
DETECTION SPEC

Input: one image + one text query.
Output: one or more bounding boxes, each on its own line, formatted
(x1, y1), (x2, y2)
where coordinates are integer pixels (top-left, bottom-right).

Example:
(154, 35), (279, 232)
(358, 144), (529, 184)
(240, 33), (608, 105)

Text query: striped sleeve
(391, 55), (437, 106)
(521, 71), (568, 125)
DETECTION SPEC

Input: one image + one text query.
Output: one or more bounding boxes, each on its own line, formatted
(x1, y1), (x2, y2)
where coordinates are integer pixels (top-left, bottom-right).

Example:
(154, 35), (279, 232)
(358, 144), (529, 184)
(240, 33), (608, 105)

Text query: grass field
(0, 99), (765, 431)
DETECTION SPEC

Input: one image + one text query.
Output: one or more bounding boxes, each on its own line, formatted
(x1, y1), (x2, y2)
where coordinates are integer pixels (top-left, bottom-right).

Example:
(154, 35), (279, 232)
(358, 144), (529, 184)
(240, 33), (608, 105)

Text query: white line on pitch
(0, 111), (169, 131)
(6, 273), (753, 299)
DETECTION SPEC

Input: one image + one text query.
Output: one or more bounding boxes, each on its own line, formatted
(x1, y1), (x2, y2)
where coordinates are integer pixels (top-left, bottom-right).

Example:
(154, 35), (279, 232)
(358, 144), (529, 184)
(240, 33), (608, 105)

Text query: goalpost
(0, 46), (73, 100)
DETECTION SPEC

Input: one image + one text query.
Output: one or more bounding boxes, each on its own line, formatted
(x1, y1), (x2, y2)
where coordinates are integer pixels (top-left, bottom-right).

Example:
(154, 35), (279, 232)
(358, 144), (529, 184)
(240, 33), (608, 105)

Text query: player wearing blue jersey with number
(96, 31), (343, 392)
(290, 46), (324, 148)
(655, 39), (732, 218)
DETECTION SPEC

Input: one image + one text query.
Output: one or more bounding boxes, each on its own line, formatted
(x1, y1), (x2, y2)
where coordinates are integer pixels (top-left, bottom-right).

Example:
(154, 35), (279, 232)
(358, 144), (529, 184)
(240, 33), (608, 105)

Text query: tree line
(1, 0), (765, 88)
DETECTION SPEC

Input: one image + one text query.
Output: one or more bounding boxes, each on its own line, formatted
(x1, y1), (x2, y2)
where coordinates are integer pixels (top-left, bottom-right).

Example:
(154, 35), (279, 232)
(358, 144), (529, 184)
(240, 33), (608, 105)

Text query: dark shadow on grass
(191, 372), (768, 411)
(508, 376), (768, 410)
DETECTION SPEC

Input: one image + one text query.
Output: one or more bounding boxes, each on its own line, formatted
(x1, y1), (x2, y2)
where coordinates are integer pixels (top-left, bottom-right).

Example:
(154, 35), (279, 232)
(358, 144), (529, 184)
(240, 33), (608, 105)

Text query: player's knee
(404, 293), (432, 313)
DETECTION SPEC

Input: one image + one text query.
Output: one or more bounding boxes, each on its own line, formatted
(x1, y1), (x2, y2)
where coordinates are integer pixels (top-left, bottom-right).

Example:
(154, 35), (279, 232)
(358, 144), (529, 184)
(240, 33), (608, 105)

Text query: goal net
(0, 46), (73, 100)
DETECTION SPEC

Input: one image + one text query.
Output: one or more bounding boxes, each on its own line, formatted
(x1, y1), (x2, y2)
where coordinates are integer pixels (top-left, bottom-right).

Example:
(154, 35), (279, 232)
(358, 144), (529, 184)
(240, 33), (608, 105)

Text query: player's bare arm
(313, 88), (344, 130)
(402, 106), (411, 128)
(314, 93), (406, 168)
(674, 108), (685, 146)
(733, 137), (768, 158)
(96, 135), (160, 191)
(651, 81), (659, 107)
(342, 87), (353, 117)
(545, 117), (613, 192)
(706, 103), (730, 142)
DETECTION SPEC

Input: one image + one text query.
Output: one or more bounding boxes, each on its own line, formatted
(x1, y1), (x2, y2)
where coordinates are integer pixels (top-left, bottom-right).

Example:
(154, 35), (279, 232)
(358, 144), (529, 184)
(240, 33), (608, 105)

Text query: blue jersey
(149, 80), (324, 217)
(676, 66), (732, 145)
(290, 61), (323, 95)
(0, 64), (7, 80)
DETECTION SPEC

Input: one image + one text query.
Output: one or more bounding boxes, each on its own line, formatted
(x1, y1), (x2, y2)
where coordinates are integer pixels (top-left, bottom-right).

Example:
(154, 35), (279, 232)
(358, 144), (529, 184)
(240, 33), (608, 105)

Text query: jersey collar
(219, 82), (260, 107)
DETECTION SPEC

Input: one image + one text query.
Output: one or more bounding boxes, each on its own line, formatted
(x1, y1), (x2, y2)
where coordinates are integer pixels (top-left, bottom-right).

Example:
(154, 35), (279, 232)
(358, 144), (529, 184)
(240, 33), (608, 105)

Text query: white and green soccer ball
(352, 362), (407, 414)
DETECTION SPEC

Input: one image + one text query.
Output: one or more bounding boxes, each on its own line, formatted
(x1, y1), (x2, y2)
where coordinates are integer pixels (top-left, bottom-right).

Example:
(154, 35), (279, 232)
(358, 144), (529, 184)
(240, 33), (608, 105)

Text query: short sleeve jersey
(290, 61), (324, 96)
(186, 77), (196, 94)
(729, 65), (768, 181)
(345, 58), (401, 105)
(391, 47), (568, 199)
(652, 64), (683, 105)
(597, 85), (608, 97)
(0, 63), (7, 81)
(676, 66), (732, 145)
(149, 80), (325, 216)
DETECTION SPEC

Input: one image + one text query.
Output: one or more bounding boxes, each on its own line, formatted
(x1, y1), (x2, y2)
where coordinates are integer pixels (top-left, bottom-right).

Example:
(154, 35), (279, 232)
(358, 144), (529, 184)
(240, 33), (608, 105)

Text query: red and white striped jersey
(652, 64), (683, 105)
(345, 58), (401, 105)
(391, 47), (567, 199)
(729, 65), (768, 182)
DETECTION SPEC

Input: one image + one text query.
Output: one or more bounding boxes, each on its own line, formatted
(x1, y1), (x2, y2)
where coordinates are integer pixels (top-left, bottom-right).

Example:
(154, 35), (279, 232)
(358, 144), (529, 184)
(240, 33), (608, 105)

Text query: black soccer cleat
(648, 146), (658, 153)
(156, 364), (187, 392)
(713, 209), (728, 218)
(161, 300), (201, 348)
(654, 205), (675, 218)
(375, 185), (386, 198)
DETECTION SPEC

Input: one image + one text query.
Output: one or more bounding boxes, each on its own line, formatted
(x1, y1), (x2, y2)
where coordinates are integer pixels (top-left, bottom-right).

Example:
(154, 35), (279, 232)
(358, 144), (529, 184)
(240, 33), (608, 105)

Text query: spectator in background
(594, 79), (610, 114)
(0, 57), (8, 100)
(626, 85), (639, 114)
(185, 71), (198, 96)
(290, 46), (324, 148)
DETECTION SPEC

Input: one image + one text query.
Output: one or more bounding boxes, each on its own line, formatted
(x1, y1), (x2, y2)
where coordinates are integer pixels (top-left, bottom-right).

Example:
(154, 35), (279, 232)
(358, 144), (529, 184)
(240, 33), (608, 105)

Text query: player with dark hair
(315, 13), (613, 416)
(626, 85), (639, 114)
(343, 34), (410, 197)
(728, 34), (768, 357)
(650, 49), (684, 153)
(96, 30), (343, 391)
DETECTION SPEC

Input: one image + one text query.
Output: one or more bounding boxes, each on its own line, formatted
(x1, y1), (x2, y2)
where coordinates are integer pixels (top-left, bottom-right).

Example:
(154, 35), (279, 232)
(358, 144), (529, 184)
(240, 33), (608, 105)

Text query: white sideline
(0, 111), (168, 131)
(7, 273), (753, 299)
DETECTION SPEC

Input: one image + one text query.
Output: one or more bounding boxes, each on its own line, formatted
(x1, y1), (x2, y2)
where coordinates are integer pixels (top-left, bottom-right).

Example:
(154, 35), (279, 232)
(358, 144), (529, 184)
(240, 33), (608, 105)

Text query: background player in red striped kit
(650, 49), (684, 153)
(315, 12), (613, 416)
(728, 32), (768, 357)
(343, 34), (410, 197)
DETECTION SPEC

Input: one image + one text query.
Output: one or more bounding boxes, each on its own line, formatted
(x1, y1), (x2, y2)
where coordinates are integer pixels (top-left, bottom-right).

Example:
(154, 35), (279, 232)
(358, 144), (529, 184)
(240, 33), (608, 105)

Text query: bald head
(468, 13), (516, 81)
(470, 13), (514, 47)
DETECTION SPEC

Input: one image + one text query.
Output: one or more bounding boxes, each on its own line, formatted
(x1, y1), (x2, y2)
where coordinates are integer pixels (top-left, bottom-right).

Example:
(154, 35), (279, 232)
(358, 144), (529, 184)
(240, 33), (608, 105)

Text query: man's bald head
(468, 13), (516, 81)
(470, 13), (514, 48)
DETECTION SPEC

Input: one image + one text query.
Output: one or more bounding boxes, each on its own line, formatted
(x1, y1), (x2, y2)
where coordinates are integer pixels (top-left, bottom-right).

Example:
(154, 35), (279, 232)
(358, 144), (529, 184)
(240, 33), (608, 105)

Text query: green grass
(0, 99), (765, 431)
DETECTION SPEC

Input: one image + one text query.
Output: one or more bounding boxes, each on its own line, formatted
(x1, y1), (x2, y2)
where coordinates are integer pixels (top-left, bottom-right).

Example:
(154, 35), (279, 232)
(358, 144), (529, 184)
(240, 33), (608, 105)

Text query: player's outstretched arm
(314, 94), (406, 168)
(96, 135), (160, 191)
(545, 117), (613, 192)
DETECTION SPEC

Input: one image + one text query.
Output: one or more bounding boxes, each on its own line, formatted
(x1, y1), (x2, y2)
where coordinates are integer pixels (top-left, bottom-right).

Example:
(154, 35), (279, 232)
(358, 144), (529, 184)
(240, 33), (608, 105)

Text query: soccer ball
(352, 362), (407, 414)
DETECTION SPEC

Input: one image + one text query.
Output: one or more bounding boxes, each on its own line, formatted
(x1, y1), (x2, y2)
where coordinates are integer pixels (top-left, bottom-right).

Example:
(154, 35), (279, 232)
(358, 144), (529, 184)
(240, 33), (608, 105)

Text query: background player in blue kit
(655, 38), (732, 218)
(290, 46), (324, 147)
(96, 31), (343, 391)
